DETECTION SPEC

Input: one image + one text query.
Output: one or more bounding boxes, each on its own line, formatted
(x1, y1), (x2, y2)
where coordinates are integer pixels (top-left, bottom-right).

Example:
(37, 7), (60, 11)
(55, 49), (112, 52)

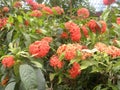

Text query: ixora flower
(0, 18), (8, 29)
(57, 44), (67, 56)
(50, 55), (64, 69)
(116, 17), (120, 25)
(13, 1), (22, 8)
(99, 21), (107, 33)
(65, 21), (81, 42)
(103, 0), (115, 5)
(2, 7), (9, 12)
(24, 20), (29, 26)
(87, 20), (101, 33)
(61, 32), (68, 39)
(81, 25), (89, 38)
(29, 40), (50, 58)
(77, 8), (90, 18)
(42, 6), (53, 15)
(65, 44), (76, 60)
(52, 6), (64, 15)
(2, 56), (15, 68)
(30, 10), (42, 17)
(68, 62), (81, 78)
(41, 37), (53, 43)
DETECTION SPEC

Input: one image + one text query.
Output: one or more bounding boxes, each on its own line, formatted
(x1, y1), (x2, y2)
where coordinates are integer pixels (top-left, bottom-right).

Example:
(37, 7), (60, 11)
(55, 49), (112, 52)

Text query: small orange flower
(103, 0), (115, 5)
(52, 6), (64, 15)
(41, 37), (53, 43)
(69, 62), (81, 78)
(99, 21), (107, 33)
(2, 56), (15, 68)
(30, 10), (42, 17)
(14, 1), (22, 8)
(117, 17), (120, 25)
(2, 7), (9, 12)
(1, 76), (9, 86)
(87, 20), (100, 33)
(81, 25), (89, 38)
(50, 55), (64, 69)
(77, 8), (89, 18)
(42, 6), (53, 15)
(61, 32), (68, 39)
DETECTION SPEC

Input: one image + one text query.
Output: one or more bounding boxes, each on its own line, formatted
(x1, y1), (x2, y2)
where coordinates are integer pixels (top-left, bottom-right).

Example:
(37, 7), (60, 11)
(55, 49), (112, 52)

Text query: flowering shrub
(0, 0), (120, 90)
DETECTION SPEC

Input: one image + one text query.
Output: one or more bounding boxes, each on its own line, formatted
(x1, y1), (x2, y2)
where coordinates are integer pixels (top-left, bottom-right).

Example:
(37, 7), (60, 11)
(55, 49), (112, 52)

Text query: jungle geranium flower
(52, 6), (64, 15)
(38, 4), (45, 8)
(61, 32), (68, 39)
(26, 0), (33, 5)
(30, 10), (42, 17)
(65, 21), (81, 42)
(29, 40), (50, 58)
(14, 1), (22, 8)
(41, 37), (53, 43)
(70, 28), (81, 42)
(94, 42), (107, 52)
(2, 56), (15, 68)
(31, 2), (39, 10)
(2, 7), (9, 12)
(69, 62), (81, 78)
(65, 21), (78, 30)
(57, 44), (67, 56)
(42, 6), (53, 15)
(0, 18), (8, 29)
(117, 17), (120, 25)
(77, 8), (90, 18)
(50, 55), (63, 69)
(99, 21), (107, 33)
(87, 20), (100, 33)
(65, 44), (76, 60)
(81, 25), (89, 38)
(103, 0), (115, 5)
(105, 46), (120, 58)
(24, 20), (29, 26)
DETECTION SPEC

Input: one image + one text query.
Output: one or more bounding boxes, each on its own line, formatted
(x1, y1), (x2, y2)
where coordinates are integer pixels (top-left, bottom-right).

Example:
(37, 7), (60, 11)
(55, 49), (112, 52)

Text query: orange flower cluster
(26, 0), (45, 10)
(14, 1), (22, 8)
(25, 0), (64, 17)
(65, 22), (81, 42)
(2, 56), (15, 68)
(50, 55), (63, 69)
(52, 6), (64, 15)
(87, 20), (107, 33)
(61, 32), (68, 39)
(69, 62), (81, 78)
(29, 37), (51, 58)
(81, 25), (89, 38)
(117, 17), (120, 25)
(0, 18), (8, 29)
(2, 7), (9, 12)
(50, 43), (92, 78)
(42, 6), (53, 15)
(103, 0), (115, 5)
(30, 10), (42, 17)
(77, 8), (89, 19)
(95, 42), (120, 58)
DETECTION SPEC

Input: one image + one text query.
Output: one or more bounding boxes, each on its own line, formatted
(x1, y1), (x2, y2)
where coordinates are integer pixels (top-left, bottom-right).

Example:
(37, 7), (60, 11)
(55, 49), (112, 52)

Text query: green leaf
(22, 32), (31, 47)
(6, 30), (14, 43)
(80, 59), (97, 70)
(100, 8), (110, 22)
(35, 69), (46, 90)
(5, 82), (16, 90)
(17, 15), (23, 23)
(31, 61), (43, 68)
(19, 64), (38, 90)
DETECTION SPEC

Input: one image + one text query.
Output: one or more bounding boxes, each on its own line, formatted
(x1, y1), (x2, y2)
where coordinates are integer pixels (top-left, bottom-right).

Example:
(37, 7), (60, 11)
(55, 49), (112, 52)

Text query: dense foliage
(0, 0), (120, 90)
